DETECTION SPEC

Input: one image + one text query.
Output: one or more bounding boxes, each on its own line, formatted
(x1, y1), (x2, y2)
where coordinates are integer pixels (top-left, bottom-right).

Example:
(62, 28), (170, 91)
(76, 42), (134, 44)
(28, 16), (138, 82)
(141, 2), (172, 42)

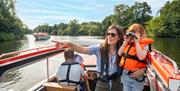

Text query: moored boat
(33, 32), (50, 40)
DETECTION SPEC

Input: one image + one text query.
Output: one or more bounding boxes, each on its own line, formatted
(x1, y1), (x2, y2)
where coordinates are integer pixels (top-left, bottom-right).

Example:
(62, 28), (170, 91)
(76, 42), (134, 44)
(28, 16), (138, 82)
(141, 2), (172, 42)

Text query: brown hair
(128, 23), (146, 38)
(64, 48), (74, 60)
(100, 25), (124, 64)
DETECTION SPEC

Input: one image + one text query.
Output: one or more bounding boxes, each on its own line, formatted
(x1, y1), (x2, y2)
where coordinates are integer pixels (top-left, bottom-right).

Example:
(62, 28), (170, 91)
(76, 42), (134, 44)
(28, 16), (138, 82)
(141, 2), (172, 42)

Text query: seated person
(74, 54), (90, 91)
(74, 54), (86, 70)
(56, 48), (91, 91)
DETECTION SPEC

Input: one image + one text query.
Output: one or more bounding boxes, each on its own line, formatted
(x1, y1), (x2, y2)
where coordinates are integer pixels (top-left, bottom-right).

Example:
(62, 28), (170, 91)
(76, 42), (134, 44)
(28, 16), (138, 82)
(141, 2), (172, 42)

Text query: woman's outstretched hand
(51, 40), (69, 49)
(52, 40), (89, 54)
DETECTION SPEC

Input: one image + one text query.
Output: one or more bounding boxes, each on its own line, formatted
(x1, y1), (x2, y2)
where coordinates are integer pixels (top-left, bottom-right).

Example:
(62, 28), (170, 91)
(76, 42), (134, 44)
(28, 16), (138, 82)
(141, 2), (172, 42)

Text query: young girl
(118, 23), (154, 91)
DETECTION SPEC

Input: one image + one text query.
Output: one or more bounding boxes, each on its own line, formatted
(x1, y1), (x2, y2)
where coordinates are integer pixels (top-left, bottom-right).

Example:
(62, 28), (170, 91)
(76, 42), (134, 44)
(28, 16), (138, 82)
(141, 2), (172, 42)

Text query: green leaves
(146, 0), (180, 38)
(33, 1), (180, 38)
(101, 2), (152, 31)
(0, 0), (29, 41)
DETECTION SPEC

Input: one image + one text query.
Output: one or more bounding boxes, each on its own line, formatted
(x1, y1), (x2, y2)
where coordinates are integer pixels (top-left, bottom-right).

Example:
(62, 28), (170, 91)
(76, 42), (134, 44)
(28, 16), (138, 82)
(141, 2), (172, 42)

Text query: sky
(15, 0), (172, 29)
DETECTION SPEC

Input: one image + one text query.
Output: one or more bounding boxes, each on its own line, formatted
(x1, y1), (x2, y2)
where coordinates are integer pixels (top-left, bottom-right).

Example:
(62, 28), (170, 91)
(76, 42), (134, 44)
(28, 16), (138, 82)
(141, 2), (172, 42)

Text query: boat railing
(0, 45), (55, 59)
(0, 44), (66, 80)
(155, 50), (180, 75)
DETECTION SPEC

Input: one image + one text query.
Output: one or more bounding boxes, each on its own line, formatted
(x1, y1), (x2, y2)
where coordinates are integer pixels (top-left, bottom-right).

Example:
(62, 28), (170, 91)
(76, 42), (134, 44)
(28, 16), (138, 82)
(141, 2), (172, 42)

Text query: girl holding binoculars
(118, 23), (154, 91)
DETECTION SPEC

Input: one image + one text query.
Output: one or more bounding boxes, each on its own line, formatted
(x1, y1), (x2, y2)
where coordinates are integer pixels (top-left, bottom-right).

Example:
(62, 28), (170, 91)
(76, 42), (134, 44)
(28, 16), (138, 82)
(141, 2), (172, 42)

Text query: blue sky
(15, 0), (172, 29)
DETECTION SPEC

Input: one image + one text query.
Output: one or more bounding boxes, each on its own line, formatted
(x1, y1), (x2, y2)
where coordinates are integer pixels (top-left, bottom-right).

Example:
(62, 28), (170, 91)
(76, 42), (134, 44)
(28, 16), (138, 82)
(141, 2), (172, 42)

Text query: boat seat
(87, 70), (97, 80)
(43, 82), (77, 91)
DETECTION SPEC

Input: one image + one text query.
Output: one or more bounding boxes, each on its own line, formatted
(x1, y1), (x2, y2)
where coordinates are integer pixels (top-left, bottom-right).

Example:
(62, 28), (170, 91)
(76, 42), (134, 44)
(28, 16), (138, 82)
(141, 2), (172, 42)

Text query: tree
(102, 15), (112, 35)
(65, 19), (80, 36)
(146, 0), (180, 38)
(146, 16), (165, 37)
(0, 0), (27, 41)
(33, 24), (50, 33)
(104, 2), (152, 29)
(114, 4), (131, 26)
(56, 23), (68, 35)
(79, 22), (102, 36)
(131, 2), (152, 25)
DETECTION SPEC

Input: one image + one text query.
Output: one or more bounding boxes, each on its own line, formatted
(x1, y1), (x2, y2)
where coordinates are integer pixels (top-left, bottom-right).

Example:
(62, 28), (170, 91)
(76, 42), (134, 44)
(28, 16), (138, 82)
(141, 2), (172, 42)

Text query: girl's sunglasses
(106, 33), (117, 37)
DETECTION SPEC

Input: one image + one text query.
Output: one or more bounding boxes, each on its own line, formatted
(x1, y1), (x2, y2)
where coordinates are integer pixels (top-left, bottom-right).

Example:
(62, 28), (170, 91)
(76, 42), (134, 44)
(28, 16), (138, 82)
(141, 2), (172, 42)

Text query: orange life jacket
(119, 38), (154, 71)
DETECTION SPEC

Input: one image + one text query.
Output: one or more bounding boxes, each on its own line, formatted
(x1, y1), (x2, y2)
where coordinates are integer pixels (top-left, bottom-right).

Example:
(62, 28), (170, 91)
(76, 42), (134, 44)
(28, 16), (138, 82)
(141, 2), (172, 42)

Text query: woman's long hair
(100, 25), (124, 64)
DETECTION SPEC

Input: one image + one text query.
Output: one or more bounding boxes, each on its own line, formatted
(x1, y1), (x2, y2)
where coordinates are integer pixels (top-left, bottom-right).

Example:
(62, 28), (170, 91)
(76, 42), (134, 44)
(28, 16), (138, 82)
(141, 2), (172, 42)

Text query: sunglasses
(106, 33), (117, 37)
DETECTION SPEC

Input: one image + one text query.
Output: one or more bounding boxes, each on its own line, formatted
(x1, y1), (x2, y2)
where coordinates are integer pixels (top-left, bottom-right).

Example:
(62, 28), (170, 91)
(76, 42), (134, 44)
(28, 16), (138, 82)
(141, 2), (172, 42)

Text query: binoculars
(125, 32), (137, 39)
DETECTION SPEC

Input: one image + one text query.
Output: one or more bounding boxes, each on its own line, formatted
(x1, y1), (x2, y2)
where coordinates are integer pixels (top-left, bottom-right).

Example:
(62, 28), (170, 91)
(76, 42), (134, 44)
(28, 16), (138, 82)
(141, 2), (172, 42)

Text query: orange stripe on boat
(148, 53), (171, 86)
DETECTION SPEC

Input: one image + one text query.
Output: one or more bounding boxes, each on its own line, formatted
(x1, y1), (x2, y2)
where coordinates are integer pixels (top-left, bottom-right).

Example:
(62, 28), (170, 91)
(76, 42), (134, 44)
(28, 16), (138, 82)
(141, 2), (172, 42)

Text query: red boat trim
(0, 46), (65, 78)
(0, 46), (56, 66)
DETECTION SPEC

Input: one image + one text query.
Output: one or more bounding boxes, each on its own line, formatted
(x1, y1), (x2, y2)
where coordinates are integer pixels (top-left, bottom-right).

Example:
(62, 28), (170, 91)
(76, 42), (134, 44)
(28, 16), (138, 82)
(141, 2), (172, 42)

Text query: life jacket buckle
(125, 53), (128, 58)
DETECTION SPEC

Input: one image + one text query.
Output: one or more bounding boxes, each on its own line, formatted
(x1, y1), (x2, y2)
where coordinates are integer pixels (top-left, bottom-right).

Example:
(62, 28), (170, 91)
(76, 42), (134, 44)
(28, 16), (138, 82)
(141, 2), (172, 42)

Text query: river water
(0, 35), (179, 91)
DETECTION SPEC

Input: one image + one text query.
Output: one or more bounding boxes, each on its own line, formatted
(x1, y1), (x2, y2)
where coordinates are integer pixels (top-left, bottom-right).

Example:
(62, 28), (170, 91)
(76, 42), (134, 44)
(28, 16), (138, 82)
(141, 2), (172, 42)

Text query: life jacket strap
(122, 53), (146, 64)
(58, 80), (80, 85)
(60, 62), (80, 85)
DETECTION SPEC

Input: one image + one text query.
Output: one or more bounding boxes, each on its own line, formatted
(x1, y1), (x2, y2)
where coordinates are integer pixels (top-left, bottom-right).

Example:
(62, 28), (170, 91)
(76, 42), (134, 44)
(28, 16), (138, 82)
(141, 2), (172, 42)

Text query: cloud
(60, 2), (100, 11)
(21, 9), (69, 15)
(16, 0), (173, 29)
(21, 15), (91, 29)
(96, 4), (106, 8)
(21, 19), (44, 29)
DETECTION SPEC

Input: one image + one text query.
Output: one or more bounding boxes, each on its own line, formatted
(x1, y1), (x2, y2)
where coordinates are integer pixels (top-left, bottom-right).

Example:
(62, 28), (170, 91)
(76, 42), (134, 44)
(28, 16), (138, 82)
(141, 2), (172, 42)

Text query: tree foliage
(0, 0), (29, 41)
(146, 0), (180, 38)
(33, 1), (179, 38)
(101, 2), (152, 33)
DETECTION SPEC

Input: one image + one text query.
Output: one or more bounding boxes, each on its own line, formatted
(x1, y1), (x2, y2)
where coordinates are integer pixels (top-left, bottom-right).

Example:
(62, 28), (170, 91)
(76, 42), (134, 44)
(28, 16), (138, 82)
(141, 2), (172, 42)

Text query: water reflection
(153, 38), (180, 66)
(0, 41), (22, 55)
(50, 35), (104, 45)
(0, 71), (22, 84)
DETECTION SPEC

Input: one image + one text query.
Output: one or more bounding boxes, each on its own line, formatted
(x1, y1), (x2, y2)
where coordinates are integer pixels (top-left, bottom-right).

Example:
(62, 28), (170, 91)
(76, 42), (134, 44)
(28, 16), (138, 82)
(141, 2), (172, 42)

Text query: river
(0, 35), (179, 91)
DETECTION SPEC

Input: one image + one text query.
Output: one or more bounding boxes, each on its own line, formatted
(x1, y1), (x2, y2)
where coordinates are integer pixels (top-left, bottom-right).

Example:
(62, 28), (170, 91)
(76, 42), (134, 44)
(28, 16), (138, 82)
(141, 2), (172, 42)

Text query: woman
(118, 23), (154, 91)
(54, 25), (124, 91)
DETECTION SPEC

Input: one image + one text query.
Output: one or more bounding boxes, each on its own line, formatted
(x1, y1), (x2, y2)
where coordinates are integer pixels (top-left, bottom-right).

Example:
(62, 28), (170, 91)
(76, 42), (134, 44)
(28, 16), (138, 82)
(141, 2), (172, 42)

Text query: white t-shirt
(56, 62), (85, 85)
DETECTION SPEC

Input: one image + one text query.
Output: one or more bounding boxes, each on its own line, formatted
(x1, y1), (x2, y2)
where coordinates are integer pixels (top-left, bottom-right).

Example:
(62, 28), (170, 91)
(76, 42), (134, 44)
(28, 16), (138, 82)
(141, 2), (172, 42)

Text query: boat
(0, 45), (65, 78)
(0, 44), (180, 91)
(33, 32), (50, 40)
(146, 50), (180, 91)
